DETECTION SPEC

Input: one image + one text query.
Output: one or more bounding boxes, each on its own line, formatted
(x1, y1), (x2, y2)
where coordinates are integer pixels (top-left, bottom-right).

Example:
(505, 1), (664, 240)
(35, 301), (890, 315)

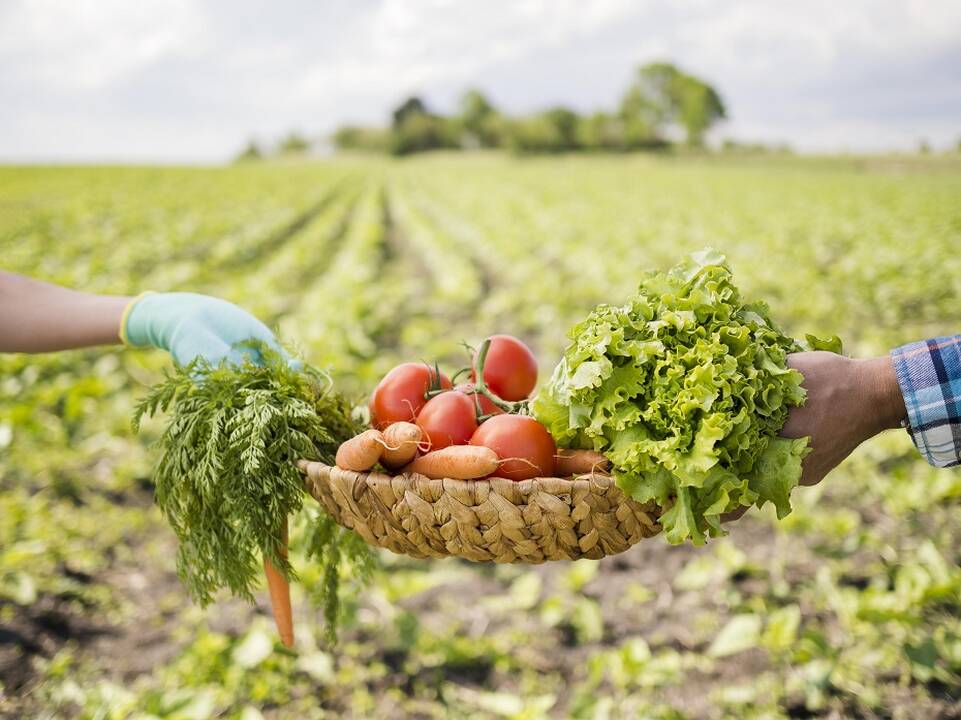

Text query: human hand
(780, 352), (905, 486)
(123, 292), (293, 367)
(724, 351), (906, 523)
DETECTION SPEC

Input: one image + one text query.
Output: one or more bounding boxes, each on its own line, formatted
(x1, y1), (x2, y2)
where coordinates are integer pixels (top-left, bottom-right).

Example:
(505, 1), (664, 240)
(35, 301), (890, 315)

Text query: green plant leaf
(233, 629), (274, 668)
(708, 614), (762, 658)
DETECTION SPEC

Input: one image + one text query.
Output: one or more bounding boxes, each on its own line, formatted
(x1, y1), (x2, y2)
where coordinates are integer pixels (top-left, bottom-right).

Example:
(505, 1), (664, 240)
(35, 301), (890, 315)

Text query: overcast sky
(2, 0), (960, 163)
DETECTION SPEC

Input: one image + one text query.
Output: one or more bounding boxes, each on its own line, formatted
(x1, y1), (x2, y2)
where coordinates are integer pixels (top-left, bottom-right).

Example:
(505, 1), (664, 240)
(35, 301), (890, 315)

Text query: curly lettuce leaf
(801, 333), (843, 353)
(532, 249), (840, 545)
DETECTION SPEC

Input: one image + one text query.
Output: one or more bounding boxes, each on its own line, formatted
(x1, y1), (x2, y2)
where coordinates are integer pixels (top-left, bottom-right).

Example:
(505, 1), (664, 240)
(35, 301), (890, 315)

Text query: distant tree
(460, 89), (494, 126)
(677, 76), (726, 146)
(385, 96), (456, 154)
(508, 115), (557, 154)
(331, 125), (392, 153)
(278, 131), (311, 155)
(390, 114), (457, 156)
(392, 97), (429, 129)
(620, 62), (674, 132)
(620, 62), (726, 146)
(577, 112), (621, 151)
(618, 76), (660, 147)
(234, 139), (263, 163)
(544, 107), (580, 150)
(458, 89), (503, 148)
(475, 113), (509, 149)
(918, 138), (932, 155)
(508, 107), (582, 153)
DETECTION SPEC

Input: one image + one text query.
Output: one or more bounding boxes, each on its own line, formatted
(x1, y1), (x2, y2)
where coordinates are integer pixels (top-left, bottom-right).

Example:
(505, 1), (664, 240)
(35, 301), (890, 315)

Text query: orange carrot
(264, 516), (293, 648)
(554, 449), (610, 476)
(335, 429), (384, 471)
(406, 445), (499, 479)
(380, 422), (423, 469)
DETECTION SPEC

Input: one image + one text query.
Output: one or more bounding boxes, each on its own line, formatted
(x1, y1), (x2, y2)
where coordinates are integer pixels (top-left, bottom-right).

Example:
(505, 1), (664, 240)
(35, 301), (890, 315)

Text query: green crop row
(2, 154), (961, 719)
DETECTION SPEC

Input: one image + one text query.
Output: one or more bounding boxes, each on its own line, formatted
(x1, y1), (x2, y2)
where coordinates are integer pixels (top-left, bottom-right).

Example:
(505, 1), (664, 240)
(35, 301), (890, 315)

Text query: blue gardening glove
(122, 292), (293, 367)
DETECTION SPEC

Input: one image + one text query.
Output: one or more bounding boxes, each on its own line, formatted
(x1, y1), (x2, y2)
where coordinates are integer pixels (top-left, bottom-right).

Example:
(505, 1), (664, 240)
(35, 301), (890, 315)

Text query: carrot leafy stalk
(264, 516), (294, 647)
(303, 510), (377, 644)
(132, 341), (372, 641)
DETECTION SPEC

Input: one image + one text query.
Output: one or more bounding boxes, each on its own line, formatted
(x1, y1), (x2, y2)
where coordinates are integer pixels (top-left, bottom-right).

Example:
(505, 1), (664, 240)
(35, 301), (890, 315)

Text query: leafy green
(533, 249), (841, 545)
(132, 342), (370, 634)
(302, 510), (377, 643)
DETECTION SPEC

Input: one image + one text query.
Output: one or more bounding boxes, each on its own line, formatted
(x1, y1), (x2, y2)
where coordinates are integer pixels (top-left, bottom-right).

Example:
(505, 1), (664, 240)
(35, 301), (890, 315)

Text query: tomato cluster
(368, 335), (556, 480)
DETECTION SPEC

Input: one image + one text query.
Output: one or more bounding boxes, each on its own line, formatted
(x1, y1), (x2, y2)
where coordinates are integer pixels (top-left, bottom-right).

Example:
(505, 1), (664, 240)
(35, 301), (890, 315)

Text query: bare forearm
(856, 355), (906, 435)
(0, 272), (132, 353)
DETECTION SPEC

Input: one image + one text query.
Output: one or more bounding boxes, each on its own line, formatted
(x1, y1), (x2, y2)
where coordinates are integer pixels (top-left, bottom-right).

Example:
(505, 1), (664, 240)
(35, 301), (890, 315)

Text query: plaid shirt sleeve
(891, 335), (961, 468)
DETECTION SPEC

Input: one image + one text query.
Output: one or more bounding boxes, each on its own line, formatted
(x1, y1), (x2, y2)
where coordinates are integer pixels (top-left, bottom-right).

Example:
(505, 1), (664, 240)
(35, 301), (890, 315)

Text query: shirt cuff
(890, 335), (961, 468)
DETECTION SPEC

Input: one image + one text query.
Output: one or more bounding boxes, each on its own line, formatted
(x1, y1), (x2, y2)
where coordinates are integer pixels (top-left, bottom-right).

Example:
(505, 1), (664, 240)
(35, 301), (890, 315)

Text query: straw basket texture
(298, 460), (663, 563)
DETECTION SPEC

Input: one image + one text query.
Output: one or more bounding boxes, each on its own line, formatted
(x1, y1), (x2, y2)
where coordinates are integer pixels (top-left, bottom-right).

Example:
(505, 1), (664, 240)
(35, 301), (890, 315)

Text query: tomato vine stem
(419, 339), (530, 418)
(470, 338), (530, 415)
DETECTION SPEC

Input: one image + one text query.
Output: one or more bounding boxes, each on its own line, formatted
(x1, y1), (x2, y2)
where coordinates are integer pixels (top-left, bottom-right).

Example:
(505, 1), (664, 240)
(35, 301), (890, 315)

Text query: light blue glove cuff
(123, 292), (293, 368)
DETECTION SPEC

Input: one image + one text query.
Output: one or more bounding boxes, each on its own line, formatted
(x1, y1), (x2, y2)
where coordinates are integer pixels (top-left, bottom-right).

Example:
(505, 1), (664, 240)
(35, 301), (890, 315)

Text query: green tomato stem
(471, 338), (529, 415)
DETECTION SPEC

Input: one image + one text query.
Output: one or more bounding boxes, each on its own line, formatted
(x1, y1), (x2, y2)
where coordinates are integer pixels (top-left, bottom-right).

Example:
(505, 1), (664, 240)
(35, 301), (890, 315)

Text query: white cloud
(297, 0), (641, 106)
(0, 0), (958, 161)
(0, 0), (205, 91)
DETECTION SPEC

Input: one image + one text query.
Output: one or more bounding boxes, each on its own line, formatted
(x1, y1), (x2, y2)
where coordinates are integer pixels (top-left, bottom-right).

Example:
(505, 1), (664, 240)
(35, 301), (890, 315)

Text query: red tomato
(369, 363), (452, 430)
(470, 415), (556, 480)
(454, 383), (505, 417)
(473, 334), (538, 401)
(416, 391), (479, 450)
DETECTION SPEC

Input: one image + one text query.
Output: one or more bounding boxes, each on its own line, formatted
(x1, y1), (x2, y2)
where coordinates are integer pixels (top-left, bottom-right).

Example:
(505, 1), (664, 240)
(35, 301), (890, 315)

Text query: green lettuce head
(532, 249), (840, 545)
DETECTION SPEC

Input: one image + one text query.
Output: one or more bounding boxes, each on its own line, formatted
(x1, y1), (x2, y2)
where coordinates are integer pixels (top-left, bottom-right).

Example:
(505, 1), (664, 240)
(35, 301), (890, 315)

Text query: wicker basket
(298, 460), (663, 563)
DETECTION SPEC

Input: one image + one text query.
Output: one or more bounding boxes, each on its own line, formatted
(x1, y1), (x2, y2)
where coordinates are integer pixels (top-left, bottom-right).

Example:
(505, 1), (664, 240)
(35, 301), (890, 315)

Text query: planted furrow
(387, 186), (482, 307)
(359, 188), (429, 355)
(215, 177), (358, 272)
(218, 184), (365, 325)
(280, 184), (405, 385)
(399, 177), (591, 353)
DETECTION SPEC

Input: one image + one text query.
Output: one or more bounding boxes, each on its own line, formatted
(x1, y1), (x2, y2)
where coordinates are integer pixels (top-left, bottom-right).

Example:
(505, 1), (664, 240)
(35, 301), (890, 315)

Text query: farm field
(3, 153), (961, 719)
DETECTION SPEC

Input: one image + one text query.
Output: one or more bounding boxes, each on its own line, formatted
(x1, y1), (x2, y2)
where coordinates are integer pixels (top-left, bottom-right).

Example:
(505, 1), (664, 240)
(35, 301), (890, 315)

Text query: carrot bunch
(132, 341), (369, 651)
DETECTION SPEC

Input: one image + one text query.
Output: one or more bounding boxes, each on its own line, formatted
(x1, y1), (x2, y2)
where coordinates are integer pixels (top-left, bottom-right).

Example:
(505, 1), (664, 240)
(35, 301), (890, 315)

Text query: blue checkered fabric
(891, 335), (961, 468)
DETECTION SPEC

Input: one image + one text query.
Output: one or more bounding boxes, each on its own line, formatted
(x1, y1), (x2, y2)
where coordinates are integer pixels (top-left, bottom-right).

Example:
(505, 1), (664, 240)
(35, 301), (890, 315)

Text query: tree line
(335, 61), (725, 155)
(236, 61), (727, 161)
